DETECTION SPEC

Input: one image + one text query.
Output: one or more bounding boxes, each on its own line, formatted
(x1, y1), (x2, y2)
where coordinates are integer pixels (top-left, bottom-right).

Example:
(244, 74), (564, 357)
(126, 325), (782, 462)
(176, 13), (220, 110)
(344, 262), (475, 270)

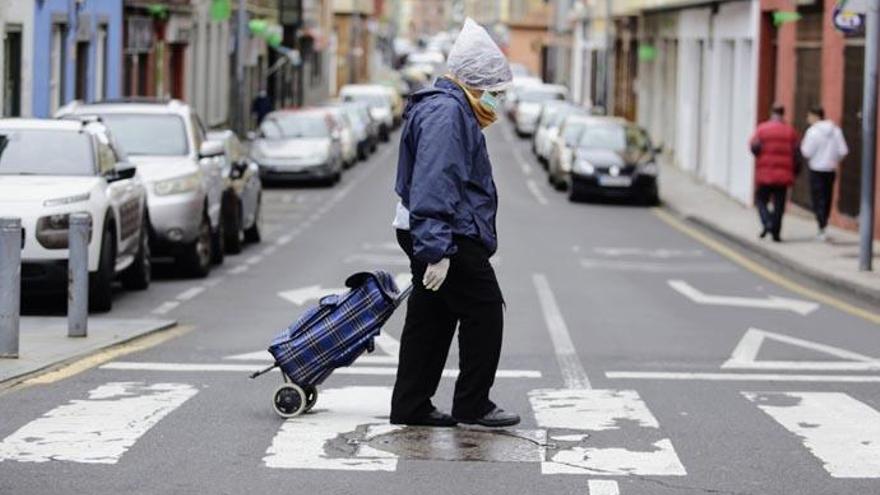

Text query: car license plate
(599, 175), (632, 187)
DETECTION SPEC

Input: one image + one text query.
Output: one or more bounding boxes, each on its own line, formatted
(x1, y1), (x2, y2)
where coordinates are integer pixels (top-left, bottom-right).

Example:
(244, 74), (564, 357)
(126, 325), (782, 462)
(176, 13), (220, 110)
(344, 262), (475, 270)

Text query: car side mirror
(231, 160), (249, 179)
(246, 131), (257, 141)
(199, 140), (224, 159)
(108, 163), (137, 182)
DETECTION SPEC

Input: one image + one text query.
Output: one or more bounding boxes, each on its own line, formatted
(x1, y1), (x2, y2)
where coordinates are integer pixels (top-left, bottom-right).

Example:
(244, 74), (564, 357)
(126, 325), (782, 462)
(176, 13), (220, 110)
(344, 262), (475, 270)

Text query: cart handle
(249, 362), (278, 379)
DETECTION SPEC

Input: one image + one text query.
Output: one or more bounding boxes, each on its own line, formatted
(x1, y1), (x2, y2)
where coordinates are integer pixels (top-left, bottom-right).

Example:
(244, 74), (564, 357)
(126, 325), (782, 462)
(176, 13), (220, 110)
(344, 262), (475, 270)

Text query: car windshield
(98, 114), (189, 156)
(562, 122), (588, 146)
(579, 124), (651, 152)
(261, 114), (329, 139)
(0, 129), (94, 176)
(342, 93), (389, 108)
(519, 89), (565, 104)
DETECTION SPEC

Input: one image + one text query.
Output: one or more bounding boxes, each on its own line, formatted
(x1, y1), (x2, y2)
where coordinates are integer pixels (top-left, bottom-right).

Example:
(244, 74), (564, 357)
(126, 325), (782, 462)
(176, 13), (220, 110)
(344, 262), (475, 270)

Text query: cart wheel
(304, 386), (319, 413)
(273, 383), (307, 418)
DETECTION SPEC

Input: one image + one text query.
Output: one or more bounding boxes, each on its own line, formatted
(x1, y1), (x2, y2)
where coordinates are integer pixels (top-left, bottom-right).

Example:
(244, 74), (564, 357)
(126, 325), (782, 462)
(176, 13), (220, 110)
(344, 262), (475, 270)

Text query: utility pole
(236, 0), (247, 135)
(603, 0), (613, 113)
(859, 1), (877, 271)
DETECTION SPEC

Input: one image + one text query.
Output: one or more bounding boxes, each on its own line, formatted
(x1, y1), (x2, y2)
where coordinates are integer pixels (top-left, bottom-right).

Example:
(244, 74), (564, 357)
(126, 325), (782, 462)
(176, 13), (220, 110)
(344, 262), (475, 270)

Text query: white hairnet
(446, 18), (512, 92)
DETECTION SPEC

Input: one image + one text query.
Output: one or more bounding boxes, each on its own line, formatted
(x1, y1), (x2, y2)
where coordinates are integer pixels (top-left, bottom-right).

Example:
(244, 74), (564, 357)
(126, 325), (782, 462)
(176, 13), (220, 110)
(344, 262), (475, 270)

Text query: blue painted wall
(32, 0), (123, 117)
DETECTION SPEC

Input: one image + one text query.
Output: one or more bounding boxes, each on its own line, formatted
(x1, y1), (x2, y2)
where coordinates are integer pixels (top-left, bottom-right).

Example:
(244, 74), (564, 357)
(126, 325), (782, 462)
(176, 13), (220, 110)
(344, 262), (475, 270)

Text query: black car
(567, 118), (660, 205)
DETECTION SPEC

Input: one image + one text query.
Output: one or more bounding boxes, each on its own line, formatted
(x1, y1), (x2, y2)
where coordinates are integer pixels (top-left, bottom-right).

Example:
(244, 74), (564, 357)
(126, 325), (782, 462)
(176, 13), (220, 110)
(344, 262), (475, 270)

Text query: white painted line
(245, 255), (263, 265)
(526, 179), (549, 205)
(605, 371), (880, 383)
(225, 350), (273, 361)
(175, 286), (205, 301)
(151, 301), (180, 315)
(588, 480), (620, 495)
(593, 247), (704, 259)
(281, 194), (294, 204)
(532, 273), (591, 389)
(530, 388), (686, 476)
(343, 253), (410, 266)
(227, 264), (250, 275)
(223, 350), (398, 365)
(278, 285), (345, 306)
(744, 392), (880, 478)
(261, 246), (277, 256)
(512, 149), (532, 176)
(98, 361), (541, 378)
(581, 259), (734, 273)
(374, 333), (401, 359)
(203, 277), (224, 288)
(668, 279), (819, 315)
(0, 382), (198, 464)
(275, 234), (293, 246)
(394, 272), (411, 293)
(264, 386), (397, 471)
(722, 328), (880, 371)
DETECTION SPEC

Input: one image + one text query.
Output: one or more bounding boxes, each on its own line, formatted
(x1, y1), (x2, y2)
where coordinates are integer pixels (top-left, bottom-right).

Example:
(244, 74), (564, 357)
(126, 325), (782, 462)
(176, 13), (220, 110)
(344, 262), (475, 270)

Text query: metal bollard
(0, 217), (21, 358)
(68, 213), (91, 338)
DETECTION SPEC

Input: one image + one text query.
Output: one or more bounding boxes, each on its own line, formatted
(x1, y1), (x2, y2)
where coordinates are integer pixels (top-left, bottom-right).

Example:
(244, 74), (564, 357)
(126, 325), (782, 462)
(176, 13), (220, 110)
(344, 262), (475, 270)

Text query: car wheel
(177, 212), (212, 278)
(224, 199), (244, 255)
(380, 125), (390, 142)
(642, 190), (660, 207)
(89, 223), (115, 313)
(121, 219), (151, 291)
(244, 196), (262, 244)
(210, 213), (225, 265)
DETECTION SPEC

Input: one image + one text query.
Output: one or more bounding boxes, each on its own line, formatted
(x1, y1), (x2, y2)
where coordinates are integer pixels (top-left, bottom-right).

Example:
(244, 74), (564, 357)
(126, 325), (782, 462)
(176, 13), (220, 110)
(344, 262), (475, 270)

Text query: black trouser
(809, 170), (836, 230)
(390, 229), (504, 422)
(755, 185), (787, 238)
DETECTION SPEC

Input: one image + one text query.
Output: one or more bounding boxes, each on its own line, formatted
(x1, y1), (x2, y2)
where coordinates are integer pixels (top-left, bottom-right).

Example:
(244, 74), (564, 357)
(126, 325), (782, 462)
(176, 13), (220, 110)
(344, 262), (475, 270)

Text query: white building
(1, 2), (34, 117)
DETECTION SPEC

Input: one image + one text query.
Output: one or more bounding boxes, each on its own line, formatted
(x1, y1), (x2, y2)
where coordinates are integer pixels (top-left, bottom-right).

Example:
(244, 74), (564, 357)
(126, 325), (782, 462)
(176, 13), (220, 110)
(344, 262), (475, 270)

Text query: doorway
(3, 26), (22, 117)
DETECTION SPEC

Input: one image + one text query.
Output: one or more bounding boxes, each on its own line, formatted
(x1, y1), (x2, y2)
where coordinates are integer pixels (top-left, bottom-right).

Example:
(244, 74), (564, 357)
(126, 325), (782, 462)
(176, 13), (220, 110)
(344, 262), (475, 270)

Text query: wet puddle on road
(359, 426), (548, 463)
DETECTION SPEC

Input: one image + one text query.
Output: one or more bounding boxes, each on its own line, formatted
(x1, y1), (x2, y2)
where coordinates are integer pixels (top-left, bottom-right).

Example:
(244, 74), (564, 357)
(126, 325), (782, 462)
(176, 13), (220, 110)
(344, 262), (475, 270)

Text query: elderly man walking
(389, 18), (519, 428)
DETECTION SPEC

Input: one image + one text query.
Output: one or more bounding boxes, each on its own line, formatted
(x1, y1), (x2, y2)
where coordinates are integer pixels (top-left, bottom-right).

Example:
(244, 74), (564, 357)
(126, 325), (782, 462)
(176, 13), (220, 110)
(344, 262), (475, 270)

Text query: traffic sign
(834, 2), (866, 36)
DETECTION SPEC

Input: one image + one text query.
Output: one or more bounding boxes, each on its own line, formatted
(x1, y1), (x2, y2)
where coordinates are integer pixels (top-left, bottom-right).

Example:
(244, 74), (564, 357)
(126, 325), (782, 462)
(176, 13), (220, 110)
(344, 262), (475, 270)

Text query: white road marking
(98, 361), (541, 378)
(245, 255), (263, 265)
(530, 389), (686, 476)
(374, 333), (401, 358)
(668, 279), (819, 315)
(343, 253), (410, 266)
(593, 247), (704, 258)
(588, 480), (620, 495)
(275, 234), (293, 246)
(151, 301), (180, 315)
(264, 386), (398, 471)
(394, 272), (411, 293)
(224, 350), (398, 366)
(175, 286), (205, 301)
(526, 179), (549, 205)
(0, 382), (197, 464)
(361, 242), (400, 251)
(280, 194), (294, 204)
(278, 285), (345, 306)
(605, 371), (880, 383)
(743, 392), (880, 478)
(227, 264), (250, 275)
(261, 245), (277, 256)
(722, 328), (880, 371)
(513, 148), (532, 175)
(532, 273), (591, 389)
(581, 259), (734, 273)
(203, 277), (224, 288)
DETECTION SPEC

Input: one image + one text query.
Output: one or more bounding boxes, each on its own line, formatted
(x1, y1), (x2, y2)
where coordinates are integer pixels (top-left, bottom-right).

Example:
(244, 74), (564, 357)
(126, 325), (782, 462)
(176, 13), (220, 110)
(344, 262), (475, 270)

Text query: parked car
(513, 84), (568, 137)
(206, 130), (263, 254)
(567, 119), (660, 205)
(249, 109), (344, 186)
(503, 76), (542, 119)
(0, 118), (150, 311)
(322, 106), (360, 168)
(548, 114), (594, 189)
(57, 98), (227, 277)
(339, 102), (377, 159)
(339, 85), (394, 141)
(533, 102), (585, 166)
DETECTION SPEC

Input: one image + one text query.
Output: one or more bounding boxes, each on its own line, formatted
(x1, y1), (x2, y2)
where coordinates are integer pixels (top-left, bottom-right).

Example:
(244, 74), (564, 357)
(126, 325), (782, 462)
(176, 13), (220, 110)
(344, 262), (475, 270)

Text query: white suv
(58, 99), (226, 277)
(0, 118), (150, 311)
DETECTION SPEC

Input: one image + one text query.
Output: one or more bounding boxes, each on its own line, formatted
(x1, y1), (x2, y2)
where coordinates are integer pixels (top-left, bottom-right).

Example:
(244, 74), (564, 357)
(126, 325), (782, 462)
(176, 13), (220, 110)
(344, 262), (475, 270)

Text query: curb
(0, 319), (178, 388)
(660, 203), (880, 308)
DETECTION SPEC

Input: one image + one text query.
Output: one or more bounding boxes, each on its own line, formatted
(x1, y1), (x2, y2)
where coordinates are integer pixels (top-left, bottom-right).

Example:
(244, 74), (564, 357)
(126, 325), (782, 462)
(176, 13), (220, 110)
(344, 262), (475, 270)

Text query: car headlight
(153, 172), (202, 196)
(574, 159), (595, 175)
(639, 162), (659, 176)
(36, 212), (93, 249)
(43, 193), (90, 207)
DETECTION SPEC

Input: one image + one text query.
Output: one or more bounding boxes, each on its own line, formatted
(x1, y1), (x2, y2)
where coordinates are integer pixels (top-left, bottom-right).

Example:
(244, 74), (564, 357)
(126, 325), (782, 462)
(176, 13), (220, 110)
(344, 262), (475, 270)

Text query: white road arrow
(277, 285), (345, 306)
(667, 280), (819, 315)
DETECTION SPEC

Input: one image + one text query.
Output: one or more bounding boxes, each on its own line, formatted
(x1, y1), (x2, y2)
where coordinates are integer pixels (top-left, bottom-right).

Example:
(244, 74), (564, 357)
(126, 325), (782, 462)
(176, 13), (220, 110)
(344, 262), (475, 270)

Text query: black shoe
(772, 234), (782, 243)
(759, 228), (769, 239)
(456, 407), (521, 428)
(390, 410), (457, 427)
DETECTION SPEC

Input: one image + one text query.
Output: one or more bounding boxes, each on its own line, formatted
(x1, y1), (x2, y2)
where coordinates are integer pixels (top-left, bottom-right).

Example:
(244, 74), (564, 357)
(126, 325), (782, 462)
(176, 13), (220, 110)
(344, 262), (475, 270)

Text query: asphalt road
(1, 120), (879, 495)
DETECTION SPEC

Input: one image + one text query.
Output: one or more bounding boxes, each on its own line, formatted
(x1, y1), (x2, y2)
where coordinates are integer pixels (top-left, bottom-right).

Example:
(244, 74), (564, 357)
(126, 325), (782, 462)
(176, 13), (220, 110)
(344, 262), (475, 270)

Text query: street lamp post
(859, 2), (877, 271)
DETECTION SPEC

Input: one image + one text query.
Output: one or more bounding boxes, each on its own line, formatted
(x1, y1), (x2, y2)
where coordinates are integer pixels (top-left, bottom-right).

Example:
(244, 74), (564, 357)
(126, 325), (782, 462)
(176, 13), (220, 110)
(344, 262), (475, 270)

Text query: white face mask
(479, 92), (499, 112)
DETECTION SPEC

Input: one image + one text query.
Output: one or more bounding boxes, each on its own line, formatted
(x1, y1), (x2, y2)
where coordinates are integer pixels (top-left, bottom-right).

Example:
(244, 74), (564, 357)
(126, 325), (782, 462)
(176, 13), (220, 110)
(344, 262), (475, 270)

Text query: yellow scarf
(447, 76), (497, 129)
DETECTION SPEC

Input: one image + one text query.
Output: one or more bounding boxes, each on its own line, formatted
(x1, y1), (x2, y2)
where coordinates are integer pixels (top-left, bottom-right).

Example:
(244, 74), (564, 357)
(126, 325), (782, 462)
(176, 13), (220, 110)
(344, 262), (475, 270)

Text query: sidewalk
(0, 317), (176, 385)
(659, 162), (880, 305)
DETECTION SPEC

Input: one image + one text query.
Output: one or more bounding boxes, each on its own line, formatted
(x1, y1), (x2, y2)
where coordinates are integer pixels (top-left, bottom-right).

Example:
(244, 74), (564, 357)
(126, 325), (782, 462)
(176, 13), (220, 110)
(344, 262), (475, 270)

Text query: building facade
(0, 1), (35, 117)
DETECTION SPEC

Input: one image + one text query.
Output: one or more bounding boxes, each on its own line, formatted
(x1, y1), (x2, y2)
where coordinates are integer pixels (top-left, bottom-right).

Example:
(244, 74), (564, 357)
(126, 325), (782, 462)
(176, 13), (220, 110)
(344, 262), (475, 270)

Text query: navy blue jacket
(395, 78), (499, 264)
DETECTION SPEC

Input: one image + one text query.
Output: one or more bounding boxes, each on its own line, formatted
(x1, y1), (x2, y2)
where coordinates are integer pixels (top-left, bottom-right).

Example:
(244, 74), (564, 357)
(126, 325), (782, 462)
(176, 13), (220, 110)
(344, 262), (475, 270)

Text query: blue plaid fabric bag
(268, 271), (406, 386)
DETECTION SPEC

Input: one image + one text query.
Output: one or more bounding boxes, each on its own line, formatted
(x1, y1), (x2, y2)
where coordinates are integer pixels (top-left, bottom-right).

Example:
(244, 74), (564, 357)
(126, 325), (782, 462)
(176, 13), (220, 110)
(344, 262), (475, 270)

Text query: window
(3, 25), (22, 117)
(95, 25), (108, 100)
(97, 114), (190, 156)
(51, 24), (68, 113)
(0, 129), (95, 176)
(74, 41), (89, 100)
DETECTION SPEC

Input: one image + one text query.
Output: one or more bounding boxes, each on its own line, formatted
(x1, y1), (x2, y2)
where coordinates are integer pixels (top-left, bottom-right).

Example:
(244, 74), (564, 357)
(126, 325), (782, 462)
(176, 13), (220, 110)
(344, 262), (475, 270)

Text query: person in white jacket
(800, 106), (848, 241)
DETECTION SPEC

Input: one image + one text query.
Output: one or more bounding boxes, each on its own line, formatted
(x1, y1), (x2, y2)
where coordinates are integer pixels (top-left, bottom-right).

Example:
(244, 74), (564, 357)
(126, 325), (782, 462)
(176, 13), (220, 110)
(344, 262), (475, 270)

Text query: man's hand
(423, 258), (451, 291)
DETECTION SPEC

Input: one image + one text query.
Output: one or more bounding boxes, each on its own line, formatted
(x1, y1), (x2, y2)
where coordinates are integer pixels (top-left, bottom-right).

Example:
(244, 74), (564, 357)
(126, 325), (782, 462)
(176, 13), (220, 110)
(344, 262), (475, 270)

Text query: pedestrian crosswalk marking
(531, 389), (686, 476)
(0, 382), (197, 464)
(744, 391), (880, 478)
(723, 328), (880, 371)
(264, 386), (399, 471)
(668, 280), (820, 315)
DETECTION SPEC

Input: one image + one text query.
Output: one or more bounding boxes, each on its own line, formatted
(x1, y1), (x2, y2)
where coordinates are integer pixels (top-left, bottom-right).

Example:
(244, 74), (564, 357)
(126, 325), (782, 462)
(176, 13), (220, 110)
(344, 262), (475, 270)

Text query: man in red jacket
(750, 104), (800, 242)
